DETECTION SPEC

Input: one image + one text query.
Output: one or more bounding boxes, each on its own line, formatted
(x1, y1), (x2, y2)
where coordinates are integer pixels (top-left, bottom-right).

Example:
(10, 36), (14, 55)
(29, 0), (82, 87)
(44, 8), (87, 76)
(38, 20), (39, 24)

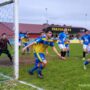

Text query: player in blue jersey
(83, 34), (90, 70)
(58, 28), (68, 59)
(80, 30), (90, 60)
(83, 45), (90, 70)
(22, 29), (63, 78)
(83, 58), (90, 70)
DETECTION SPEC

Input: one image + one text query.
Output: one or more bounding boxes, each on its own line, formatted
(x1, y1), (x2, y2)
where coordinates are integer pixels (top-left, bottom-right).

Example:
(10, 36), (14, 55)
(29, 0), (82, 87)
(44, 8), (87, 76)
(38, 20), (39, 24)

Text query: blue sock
(84, 61), (89, 65)
(30, 65), (38, 73)
(37, 64), (43, 75)
(29, 58), (40, 73)
(40, 64), (43, 69)
(67, 51), (70, 57)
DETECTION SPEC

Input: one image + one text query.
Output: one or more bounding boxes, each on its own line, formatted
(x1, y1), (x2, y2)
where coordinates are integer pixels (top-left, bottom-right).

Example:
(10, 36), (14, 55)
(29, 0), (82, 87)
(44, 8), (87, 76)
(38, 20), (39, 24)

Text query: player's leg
(66, 46), (70, 57)
(28, 53), (40, 75)
(61, 44), (67, 58)
(19, 41), (21, 49)
(58, 44), (65, 57)
(36, 53), (47, 78)
(0, 49), (2, 56)
(87, 44), (90, 54)
(82, 45), (87, 60)
(37, 62), (46, 78)
(83, 59), (90, 70)
(25, 43), (29, 53)
(5, 50), (13, 62)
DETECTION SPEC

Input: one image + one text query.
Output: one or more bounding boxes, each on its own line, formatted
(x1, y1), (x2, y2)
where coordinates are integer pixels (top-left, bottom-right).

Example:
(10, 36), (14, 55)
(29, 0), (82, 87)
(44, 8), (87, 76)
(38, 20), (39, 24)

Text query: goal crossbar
(0, 0), (14, 7)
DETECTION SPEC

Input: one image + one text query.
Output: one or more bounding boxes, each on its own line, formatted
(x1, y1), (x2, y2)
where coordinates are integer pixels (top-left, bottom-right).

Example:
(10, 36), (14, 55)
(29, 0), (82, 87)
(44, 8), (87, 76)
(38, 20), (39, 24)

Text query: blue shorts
(65, 44), (69, 48)
(23, 43), (28, 47)
(34, 53), (46, 62)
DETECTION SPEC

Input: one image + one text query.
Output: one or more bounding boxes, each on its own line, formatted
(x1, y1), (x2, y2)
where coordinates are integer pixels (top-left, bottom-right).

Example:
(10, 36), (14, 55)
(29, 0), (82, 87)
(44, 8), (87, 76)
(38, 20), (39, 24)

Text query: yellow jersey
(32, 37), (54, 53)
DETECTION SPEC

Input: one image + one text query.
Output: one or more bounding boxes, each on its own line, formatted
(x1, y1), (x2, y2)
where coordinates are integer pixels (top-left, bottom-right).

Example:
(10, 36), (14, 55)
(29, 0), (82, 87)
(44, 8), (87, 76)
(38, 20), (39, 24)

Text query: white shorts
(87, 46), (90, 53)
(58, 44), (66, 49)
(19, 42), (21, 46)
(83, 44), (88, 50)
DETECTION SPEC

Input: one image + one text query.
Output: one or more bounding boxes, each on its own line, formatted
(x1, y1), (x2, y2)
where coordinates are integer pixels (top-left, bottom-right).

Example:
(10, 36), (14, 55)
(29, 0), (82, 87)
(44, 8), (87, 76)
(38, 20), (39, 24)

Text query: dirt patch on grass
(0, 58), (13, 66)
(19, 57), (34, 65)
(0, 53), (35, 67)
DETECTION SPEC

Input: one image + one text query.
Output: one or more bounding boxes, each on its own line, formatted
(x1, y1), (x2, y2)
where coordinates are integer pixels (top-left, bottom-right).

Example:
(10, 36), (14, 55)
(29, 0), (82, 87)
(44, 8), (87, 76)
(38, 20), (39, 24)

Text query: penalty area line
(0, 73), (44, 90)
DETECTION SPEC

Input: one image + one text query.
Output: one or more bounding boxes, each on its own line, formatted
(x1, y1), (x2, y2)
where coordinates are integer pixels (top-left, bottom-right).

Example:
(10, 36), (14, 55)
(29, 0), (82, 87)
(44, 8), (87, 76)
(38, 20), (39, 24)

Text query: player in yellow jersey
(21, 34), (29, 53)
(22, 29), (63, 78)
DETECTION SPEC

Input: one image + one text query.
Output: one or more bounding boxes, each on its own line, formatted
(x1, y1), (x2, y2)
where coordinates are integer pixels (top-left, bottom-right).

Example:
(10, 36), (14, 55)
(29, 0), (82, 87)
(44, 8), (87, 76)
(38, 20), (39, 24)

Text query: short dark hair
(2, 33), (7, 36)
(85, 30), (88, 33)
(44, 29), (52, 33)
(40, 31), (45, 34)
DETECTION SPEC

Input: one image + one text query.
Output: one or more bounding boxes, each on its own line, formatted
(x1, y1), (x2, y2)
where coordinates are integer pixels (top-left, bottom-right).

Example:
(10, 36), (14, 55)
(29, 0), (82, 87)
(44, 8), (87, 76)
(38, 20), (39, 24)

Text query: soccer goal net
(0, 0), (19, 81)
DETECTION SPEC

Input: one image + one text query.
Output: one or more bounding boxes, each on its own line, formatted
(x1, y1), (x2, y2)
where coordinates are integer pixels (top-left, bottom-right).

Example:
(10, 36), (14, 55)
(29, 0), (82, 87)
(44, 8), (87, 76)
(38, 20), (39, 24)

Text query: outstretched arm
(22, 37), (42, 53)
(52, 46), (61, 58)
(46, 49), (49, 55)
(22, 41), (35, 53)
(7, 39), (12, 48)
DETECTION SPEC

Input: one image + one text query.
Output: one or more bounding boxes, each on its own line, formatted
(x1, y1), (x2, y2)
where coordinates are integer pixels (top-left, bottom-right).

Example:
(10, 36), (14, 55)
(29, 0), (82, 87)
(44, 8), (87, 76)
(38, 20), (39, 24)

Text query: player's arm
(79, 39), (83, 44)
(50, 42), (61, 58)
(46, 48), (49, 55)
(67, 39), (70, 44)
(79, 36), (83, 44)
(7, 39), (12, 48)
(22, 41), (35, 53)
(52, 46), (61, 57)
(22, 37), (42, 52)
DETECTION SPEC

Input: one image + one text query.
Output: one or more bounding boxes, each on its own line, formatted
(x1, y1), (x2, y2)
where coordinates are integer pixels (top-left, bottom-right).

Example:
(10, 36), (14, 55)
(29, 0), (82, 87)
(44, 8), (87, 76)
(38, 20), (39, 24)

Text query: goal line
(0, 73), (44, 90)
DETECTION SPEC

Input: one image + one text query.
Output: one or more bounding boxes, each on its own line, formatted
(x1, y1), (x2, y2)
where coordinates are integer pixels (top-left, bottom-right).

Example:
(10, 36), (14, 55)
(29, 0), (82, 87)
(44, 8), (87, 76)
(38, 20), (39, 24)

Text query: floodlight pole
(45, 8), (48, 24)
(14, 0), (19, 80)
(85, 13), (87, 28)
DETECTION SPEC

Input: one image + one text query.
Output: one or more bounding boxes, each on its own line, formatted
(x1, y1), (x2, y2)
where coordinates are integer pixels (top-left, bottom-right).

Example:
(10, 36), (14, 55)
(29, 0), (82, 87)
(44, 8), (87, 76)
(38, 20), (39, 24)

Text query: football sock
(67, 50), (70, 57)
(83, 51), (86, 58)
(61, 51), (64, 57)
(84, 61), (89, 65)
(37, 64), (43, 75)
(63, 51), (66, 57)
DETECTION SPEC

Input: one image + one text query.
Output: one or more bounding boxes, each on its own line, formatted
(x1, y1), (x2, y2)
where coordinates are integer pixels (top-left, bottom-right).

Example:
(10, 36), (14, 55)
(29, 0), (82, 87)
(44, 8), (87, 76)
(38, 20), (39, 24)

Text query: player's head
(40, 31), (46, 37)
(63, 28), (68, 33)
(84, 30), (88, 34)
(45, 29), (53, 38)
(25, 32), (28, 38)
(2, 33), (7, 39)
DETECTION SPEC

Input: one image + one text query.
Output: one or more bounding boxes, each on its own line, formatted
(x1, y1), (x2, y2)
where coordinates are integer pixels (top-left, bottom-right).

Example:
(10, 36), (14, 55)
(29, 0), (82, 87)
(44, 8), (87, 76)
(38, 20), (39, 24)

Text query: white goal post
(0, 0), (19, 80)
(14, 0), (19, 80)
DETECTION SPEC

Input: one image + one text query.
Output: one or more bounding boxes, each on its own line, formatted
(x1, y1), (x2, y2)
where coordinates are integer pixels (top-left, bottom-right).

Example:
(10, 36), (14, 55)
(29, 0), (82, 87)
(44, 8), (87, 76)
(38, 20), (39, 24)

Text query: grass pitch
(0, 44), (90, 90)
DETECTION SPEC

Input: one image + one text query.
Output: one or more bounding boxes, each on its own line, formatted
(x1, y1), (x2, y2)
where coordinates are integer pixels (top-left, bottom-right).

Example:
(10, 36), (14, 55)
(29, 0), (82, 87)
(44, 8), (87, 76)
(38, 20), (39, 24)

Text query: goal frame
(0, 0), (19, 80)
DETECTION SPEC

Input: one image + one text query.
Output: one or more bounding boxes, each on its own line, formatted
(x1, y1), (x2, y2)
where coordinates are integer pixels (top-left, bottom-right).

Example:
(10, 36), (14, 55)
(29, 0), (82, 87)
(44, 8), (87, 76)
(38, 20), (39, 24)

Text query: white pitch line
(0, 73), (44, 90)
(0, 73), (13, 80)
(18, 80), (44, 90)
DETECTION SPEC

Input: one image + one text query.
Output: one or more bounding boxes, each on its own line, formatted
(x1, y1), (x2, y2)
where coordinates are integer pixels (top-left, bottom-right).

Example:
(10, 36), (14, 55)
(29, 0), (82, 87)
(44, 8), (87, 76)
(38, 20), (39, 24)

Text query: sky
(19, 0), (90, 29)
(0, 0), (90, 29)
